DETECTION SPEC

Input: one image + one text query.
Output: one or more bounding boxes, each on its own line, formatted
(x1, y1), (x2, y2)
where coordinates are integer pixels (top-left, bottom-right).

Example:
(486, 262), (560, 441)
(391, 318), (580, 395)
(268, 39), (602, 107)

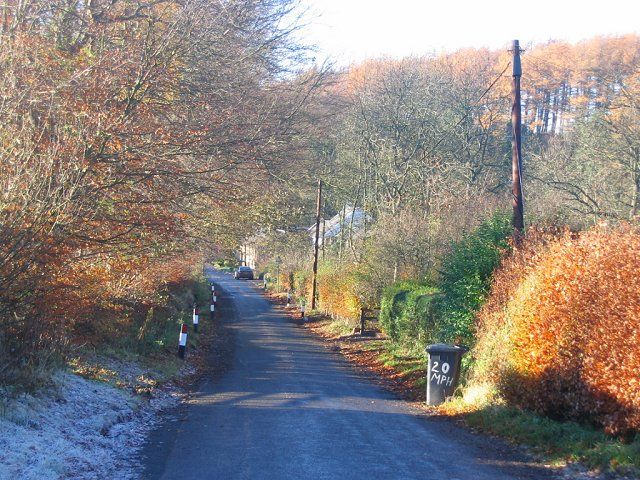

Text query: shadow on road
(139, 269), (559, 480)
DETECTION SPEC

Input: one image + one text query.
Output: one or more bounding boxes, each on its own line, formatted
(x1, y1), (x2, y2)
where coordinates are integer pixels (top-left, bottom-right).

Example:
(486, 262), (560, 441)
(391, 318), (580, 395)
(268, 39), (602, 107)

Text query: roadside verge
(0, 274), (222, 480)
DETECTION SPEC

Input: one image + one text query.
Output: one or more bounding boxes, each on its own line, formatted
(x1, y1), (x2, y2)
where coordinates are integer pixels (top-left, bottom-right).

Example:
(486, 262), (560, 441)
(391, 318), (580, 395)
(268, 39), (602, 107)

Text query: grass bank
(0, 269), (219, 479)
(442, 400), (640, 475)
(68, 269), (214, 392)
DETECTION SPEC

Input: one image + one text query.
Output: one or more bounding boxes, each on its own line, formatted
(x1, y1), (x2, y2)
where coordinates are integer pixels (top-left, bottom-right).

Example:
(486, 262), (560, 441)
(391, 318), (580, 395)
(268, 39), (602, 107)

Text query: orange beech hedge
(472, 225), (640, 437)
(316, 263), (363, 321)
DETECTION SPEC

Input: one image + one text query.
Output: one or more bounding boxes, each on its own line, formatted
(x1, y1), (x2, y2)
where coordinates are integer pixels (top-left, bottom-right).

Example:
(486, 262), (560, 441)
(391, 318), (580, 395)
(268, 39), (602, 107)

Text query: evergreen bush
(436, 213), (512, 346)
(379, 282), (439, 346)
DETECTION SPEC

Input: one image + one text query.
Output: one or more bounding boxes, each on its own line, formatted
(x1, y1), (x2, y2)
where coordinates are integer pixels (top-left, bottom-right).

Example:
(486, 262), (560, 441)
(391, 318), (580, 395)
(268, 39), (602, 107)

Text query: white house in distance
(240, 244), (258, 269)
(236, 237), (262, 269)
(309, 206), (368, 246)
(235, 206), (369, 270)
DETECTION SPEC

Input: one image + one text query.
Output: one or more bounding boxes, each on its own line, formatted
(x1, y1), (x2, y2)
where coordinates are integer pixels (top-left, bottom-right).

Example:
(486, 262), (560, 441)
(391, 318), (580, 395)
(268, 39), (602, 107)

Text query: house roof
(309, 206), (368, 244)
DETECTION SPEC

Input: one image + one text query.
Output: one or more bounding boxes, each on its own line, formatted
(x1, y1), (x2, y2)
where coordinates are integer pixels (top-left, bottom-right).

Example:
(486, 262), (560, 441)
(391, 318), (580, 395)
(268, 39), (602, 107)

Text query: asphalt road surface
(141, 268), (557, 480)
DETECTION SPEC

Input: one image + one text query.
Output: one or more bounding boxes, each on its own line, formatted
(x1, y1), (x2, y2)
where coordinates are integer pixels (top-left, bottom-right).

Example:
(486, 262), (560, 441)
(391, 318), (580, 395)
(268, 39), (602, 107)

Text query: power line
(422, 62), (512, 159)
(289, 62), (514, 210)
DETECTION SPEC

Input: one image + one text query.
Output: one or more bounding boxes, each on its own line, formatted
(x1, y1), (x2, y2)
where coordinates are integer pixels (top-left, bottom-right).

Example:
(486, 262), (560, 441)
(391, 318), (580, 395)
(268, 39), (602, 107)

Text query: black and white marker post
(209, 282), (217, 318)
(192, 305), (199, 333)
(178, 323), (188, 358)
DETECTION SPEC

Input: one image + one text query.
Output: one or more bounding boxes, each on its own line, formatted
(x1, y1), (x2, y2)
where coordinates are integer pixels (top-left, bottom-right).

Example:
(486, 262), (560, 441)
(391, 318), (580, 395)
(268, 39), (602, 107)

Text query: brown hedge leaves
(473, 225), (640, 437)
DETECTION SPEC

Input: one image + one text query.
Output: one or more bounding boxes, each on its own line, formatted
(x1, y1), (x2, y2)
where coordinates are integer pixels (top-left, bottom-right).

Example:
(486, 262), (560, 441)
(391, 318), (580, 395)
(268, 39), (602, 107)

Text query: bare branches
(0, 0), (325, 384)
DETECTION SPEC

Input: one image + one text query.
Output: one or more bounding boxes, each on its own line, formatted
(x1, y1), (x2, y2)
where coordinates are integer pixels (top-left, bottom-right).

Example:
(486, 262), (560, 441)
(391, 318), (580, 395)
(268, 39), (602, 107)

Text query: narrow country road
(141, 268), (556, 480)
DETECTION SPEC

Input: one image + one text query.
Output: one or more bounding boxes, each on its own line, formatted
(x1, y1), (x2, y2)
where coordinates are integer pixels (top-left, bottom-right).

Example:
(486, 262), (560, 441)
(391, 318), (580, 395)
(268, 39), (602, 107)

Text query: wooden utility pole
(511, 39), (525, 237)
(311, 180), (322, 310)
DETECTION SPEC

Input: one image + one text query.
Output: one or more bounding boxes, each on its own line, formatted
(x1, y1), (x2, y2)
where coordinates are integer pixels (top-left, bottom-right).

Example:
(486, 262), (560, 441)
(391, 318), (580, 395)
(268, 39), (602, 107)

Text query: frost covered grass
(0, 365), (187, 479)
(0, 273), (211, 479)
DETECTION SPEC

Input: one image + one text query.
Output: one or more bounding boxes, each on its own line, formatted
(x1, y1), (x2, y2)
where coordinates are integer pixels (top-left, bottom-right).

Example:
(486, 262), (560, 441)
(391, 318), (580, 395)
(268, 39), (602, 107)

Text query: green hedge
(379, 281), (440, 346)
(436, 213), (512, 346)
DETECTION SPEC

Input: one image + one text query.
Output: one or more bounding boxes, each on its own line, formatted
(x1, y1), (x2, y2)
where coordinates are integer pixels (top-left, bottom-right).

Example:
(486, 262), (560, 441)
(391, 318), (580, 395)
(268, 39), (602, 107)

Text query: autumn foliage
(472, 225), (640, 437)
(0, 0), (322, 388)
(315, 262), (364, 321)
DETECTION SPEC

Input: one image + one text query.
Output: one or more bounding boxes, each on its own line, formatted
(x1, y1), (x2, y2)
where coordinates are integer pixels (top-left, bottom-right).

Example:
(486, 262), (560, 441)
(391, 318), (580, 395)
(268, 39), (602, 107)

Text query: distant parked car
(234, 266), (254, 280)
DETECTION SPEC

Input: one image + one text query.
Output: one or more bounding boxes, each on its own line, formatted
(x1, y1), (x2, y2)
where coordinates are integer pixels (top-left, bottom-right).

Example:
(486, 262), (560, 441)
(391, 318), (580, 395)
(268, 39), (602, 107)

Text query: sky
(298, 0), (640, 66)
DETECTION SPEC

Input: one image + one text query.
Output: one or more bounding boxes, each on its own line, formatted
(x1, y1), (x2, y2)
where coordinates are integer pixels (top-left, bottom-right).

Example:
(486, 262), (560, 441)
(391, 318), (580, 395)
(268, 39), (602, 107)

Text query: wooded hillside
(267, 35), (640, 287)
